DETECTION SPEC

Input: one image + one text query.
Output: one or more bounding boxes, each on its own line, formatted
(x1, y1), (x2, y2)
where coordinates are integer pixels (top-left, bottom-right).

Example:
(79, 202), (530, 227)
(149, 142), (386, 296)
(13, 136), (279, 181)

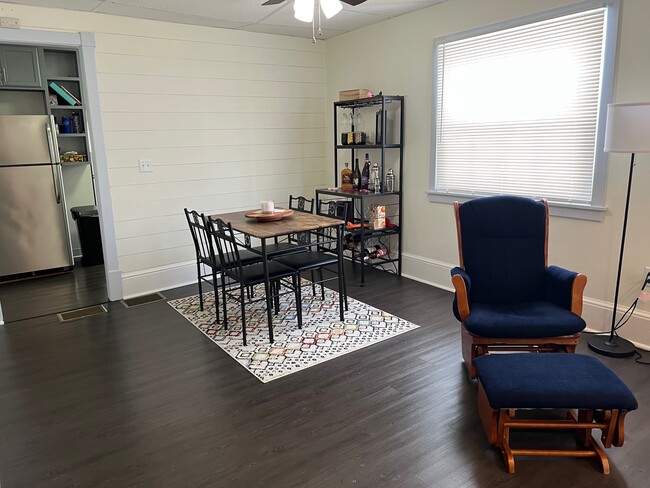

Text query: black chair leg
(197, 262), (204, 310)
(318, 268), (325, 300)
(212, 269), (220, 323)
(310, 270), (316, 296)
(240, 283), (247, 346)
(221, 278), (228, 329)
(274, 280), (280, 315)
(293, 274), (303, 329)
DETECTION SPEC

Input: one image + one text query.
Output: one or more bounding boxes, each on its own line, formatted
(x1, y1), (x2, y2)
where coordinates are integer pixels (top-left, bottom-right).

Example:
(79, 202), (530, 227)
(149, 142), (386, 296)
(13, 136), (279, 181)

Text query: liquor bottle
(341, 161), (353, 190)
(371, 162), (380, 193)
(361, 153), (370, 190)
(364, 245), (389, 261)
(353, 158), (361, 190)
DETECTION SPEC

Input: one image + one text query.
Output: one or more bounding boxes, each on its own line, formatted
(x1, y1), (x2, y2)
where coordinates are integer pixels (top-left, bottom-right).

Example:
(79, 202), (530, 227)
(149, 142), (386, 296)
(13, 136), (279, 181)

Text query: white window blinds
(433, 7), (607, 204)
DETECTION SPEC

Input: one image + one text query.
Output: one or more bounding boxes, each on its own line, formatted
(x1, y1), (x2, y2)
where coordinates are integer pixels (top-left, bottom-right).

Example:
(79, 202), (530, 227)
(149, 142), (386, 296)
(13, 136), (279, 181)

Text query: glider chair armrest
(544, 265), (588, 316)
(451, 267), (471, 321)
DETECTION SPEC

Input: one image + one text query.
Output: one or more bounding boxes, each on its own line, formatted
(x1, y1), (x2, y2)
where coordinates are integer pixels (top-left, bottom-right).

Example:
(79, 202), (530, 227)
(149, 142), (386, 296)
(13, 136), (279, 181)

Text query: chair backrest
(289, 195), (314, 214)
(455, 195), (548, 304)
(184, 208), (214, 266)
(317, 200), (349, 223)
(206, 216), (243, 281)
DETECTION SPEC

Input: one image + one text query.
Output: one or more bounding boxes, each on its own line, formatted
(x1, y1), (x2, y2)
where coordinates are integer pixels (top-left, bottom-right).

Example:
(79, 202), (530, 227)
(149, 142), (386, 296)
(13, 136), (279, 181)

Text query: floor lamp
(588, 102), (650, 358)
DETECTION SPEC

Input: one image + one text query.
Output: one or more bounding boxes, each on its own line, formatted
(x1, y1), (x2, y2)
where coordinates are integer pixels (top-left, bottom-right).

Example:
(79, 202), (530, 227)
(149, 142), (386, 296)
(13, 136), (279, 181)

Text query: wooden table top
(209, 209), (343, 239)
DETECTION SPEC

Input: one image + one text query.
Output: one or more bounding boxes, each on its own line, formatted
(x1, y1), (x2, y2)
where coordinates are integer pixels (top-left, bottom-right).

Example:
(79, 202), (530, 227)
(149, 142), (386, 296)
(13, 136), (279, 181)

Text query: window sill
(426, 191), (606, 222)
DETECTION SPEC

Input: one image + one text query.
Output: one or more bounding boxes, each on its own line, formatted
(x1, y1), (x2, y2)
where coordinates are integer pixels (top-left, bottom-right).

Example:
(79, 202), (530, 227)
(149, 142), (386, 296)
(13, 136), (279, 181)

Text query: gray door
(0, 165), (73, 276)
(0, 45), (41, 88)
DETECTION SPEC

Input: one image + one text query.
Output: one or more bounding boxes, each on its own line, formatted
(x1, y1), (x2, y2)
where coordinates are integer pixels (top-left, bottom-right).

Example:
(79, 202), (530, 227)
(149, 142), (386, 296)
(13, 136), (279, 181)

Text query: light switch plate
(0, 17), (19, 28)
(138, 159), (152, 173)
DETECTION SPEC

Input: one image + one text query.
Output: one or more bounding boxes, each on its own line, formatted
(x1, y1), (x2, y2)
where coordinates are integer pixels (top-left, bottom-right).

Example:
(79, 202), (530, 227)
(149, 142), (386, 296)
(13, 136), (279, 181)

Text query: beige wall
(324, 0), (650, 348)
(0, 1), (327, 296)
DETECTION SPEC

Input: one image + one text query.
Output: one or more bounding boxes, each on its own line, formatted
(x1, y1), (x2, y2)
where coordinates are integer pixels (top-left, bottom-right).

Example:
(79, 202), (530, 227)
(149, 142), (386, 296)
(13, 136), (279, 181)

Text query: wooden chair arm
(452, 273), (471, 321)
(571, 274), (588, 316)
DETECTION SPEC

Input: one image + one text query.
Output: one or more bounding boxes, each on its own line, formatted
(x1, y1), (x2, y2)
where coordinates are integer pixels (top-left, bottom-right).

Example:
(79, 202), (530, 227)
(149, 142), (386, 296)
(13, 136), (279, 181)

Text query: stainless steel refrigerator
(0, 115), (74, 277)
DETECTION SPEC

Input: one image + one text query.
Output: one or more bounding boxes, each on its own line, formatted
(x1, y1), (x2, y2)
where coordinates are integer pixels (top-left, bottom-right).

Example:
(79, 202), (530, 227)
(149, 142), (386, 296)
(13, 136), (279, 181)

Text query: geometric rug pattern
(167, 283), (419, 383)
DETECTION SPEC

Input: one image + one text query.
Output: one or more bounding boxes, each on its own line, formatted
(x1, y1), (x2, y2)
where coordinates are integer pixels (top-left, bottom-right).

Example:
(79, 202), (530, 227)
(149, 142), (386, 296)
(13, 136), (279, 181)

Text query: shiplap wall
(1, 2), (327, 296)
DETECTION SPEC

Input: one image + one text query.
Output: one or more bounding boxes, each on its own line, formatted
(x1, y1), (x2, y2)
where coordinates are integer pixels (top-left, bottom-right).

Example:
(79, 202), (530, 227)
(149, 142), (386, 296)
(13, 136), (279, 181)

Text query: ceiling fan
(262, 0), (367, 6)
(262, 0), (367, 41)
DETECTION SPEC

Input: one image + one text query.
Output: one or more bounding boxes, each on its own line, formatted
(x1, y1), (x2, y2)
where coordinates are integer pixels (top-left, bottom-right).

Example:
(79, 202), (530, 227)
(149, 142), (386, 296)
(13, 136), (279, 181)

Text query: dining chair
(274, 200), (349, 315)
(207, 216), (303, 345)
(184, 208), (221, 323)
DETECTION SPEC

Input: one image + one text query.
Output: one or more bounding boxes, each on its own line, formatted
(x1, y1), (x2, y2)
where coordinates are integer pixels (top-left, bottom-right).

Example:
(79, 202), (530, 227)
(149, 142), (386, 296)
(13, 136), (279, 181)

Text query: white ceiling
(2, 0), (447, 40)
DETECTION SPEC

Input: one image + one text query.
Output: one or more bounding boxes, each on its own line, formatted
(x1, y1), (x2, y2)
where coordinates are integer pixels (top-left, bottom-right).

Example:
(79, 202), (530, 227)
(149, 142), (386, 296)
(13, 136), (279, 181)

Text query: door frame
(0, 27), (122, 302)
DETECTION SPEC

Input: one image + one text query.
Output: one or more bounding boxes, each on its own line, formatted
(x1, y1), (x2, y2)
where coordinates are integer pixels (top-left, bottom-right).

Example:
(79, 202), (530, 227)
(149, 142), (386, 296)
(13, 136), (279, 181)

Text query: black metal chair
(184, 208), (220, 323)
(274, 200), (349, 317)
(184, 208), (262, 325)
(207, 216), (303, 345)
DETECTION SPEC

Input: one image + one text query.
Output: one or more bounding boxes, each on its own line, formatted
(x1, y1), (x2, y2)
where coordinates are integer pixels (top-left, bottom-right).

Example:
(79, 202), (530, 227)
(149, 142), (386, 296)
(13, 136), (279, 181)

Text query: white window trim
(427, 0), (620, 222)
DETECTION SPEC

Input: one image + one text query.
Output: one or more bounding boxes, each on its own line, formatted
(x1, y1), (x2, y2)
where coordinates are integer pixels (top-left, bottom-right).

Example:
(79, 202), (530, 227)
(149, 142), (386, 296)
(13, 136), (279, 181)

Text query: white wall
(324, 0), (650, 348)
(0, 1), (327, 297)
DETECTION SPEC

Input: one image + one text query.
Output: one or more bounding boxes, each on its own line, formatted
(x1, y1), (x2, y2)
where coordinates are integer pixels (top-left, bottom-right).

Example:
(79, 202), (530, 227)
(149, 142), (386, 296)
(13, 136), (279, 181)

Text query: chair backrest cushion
(457, 195), (547, 304)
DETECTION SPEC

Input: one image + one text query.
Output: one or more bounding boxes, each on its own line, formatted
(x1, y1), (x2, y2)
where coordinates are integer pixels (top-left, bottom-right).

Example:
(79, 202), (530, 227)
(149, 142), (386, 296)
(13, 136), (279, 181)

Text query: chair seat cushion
(233, 261), (296, 285)
(464, 301), (586, 338)
(474, 353), (638, 411)
(250, 242), (302, 258)
(274, 251), (338, 271)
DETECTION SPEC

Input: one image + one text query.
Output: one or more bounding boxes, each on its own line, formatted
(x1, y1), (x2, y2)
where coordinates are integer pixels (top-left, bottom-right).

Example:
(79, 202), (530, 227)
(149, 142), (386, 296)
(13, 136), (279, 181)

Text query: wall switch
(0, 17), (19, 28)
(138, 159), (153, 173)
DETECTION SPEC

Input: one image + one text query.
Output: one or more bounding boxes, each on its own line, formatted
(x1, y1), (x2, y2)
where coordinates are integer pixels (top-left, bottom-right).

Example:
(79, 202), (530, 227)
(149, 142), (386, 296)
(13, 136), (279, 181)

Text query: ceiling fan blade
(262, 0), (285, 5)
(341, 0), (367, 5)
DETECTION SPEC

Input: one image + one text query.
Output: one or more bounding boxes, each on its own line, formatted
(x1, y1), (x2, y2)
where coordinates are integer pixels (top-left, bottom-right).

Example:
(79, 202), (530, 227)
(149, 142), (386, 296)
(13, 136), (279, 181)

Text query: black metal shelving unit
(316, 95), (404, 286)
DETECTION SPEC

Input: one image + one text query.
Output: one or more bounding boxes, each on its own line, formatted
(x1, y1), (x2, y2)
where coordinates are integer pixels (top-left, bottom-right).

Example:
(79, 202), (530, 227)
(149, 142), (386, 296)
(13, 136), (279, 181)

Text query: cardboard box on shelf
(339, 89), (372, 101)
(369, 204), (386, 230)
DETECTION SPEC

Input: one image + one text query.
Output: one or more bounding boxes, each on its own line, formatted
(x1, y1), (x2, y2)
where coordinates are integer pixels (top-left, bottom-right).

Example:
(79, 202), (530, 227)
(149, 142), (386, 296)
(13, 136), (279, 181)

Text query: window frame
(427, 0), (620, 221)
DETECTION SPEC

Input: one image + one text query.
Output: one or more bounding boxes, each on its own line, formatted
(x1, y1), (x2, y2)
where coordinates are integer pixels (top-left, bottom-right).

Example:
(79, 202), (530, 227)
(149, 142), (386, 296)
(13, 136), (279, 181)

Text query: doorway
(0, 29), (122, 324)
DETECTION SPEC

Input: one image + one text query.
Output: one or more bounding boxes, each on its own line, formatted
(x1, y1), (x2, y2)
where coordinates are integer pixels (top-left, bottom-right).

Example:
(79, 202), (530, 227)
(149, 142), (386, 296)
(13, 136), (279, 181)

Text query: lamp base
(587, 334), (636, 358)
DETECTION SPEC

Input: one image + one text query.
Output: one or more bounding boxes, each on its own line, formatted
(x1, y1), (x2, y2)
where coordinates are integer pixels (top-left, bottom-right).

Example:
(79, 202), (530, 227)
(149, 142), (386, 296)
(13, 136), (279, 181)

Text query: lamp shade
(294, 0), (314, 22)
(604, 102), (650, 153)
(320, 0), (343, 19)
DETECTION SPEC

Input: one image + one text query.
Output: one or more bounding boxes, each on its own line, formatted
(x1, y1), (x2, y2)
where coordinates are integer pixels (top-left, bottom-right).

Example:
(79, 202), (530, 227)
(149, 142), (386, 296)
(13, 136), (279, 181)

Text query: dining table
(208, 208), (346, 343)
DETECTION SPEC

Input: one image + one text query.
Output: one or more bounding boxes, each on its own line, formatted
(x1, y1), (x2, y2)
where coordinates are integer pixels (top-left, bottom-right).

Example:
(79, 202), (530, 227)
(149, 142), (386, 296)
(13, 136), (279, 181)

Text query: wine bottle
(353, 158), (361, 190)
(341, 161), (353, 190)
(361, 153), (370, 190)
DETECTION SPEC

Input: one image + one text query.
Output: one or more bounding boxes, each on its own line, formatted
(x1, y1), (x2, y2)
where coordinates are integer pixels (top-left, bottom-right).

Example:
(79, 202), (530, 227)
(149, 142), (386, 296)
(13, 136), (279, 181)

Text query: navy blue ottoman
(474, 353), (638, 474)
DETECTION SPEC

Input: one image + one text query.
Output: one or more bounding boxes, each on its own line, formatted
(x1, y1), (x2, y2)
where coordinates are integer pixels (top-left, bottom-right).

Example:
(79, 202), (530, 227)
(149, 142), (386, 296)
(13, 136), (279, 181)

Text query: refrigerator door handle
(46, 120), (62, 204)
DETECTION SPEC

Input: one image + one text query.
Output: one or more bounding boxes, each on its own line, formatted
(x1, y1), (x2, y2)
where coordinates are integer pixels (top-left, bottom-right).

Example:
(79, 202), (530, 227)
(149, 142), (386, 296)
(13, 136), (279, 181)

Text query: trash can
(70, 205), (104, 267)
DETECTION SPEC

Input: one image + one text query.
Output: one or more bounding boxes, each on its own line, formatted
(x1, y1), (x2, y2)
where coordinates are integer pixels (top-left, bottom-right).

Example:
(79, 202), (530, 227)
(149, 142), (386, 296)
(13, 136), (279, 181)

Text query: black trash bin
(70, 205), (104, 267)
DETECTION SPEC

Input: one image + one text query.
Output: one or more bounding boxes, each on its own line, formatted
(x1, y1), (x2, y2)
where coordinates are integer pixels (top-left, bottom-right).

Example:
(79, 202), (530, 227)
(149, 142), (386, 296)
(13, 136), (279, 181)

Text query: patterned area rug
(168, 284), (419, 383)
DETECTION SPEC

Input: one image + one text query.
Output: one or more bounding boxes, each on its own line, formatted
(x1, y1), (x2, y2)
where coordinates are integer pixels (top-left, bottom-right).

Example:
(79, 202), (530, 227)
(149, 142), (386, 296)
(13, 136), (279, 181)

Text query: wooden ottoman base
(474, 354), (637, 474)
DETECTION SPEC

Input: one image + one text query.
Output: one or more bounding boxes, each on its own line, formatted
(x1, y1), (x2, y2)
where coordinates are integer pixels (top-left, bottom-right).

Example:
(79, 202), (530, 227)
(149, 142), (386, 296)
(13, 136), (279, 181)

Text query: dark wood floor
(0, 264), (648, 487)
(0, 262), (107, 323)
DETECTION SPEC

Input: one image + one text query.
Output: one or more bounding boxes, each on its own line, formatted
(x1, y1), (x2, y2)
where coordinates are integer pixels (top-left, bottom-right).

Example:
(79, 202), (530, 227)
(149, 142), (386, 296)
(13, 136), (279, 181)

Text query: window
(429, 1), (619, 220)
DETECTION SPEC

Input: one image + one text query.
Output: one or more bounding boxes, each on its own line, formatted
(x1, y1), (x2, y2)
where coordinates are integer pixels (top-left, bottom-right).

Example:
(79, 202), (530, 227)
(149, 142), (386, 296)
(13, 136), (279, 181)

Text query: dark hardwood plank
(0, 263), (647, 487)
(0, 262), (107, 323)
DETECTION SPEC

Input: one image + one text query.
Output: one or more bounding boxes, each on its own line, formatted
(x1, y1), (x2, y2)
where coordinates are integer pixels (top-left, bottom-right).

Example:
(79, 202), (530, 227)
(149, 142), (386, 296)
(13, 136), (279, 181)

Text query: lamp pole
(588, 153), (636, 357)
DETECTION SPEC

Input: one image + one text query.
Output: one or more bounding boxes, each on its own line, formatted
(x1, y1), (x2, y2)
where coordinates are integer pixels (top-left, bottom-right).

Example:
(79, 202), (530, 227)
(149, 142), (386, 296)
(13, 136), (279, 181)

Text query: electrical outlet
(138, 159), (153, 173)
(0, 17), (19, 28)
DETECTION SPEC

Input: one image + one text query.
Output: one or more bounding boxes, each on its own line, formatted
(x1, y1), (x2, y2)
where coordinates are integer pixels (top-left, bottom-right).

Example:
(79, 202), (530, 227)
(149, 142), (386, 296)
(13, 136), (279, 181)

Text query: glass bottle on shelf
(361, 153), (370, 191)
(371, 162), (380, 193)
(341, 161), (353, 191)
(353, 158), (361, 190)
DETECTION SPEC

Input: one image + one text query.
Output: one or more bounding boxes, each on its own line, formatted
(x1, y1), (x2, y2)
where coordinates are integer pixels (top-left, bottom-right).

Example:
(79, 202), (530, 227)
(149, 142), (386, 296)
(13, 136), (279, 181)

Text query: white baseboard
(401, 253), (650, 351)
(121, 261), (196, 299)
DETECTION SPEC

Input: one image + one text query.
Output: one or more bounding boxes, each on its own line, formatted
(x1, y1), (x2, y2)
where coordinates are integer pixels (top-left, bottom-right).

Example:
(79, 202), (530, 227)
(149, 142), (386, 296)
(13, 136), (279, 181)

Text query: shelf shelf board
(336, 144), (401, 150)
(61, 161), (89, 166)
(335, 95), (404, 109)
(50, 105), (84, 111)
(57, 133), (85, 138)
(47, 76), (80, 82)
(316, 188), (400, 199)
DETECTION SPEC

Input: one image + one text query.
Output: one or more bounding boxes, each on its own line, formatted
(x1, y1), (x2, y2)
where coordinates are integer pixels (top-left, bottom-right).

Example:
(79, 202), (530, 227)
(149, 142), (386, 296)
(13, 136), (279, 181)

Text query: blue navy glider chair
(451, 196), (588, 379)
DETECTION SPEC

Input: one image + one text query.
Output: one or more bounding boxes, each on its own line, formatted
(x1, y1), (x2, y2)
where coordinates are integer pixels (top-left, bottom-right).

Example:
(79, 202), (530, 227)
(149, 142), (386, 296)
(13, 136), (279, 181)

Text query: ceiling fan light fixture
(320, 0), (343, 19)
(294, 0), (315, 23)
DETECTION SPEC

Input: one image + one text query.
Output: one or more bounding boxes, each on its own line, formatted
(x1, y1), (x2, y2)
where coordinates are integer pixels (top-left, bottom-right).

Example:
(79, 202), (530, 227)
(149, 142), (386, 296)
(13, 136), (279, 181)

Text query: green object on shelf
(49, 81), (78, 106)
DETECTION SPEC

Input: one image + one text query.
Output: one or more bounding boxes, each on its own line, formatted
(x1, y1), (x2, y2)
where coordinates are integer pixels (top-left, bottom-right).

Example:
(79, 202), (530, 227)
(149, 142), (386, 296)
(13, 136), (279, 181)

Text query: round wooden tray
(244, 208), (294, 222)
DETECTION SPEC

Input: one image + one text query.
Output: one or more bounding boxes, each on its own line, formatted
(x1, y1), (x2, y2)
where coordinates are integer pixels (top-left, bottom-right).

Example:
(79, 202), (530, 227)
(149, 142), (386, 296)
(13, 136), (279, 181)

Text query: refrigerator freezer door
(0, 165), (74, 276)
(0, 115), (52, 165)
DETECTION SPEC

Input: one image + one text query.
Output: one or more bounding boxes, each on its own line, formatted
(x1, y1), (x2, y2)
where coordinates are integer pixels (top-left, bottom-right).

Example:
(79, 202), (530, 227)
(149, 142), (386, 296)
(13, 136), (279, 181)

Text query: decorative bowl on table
(244, 208), (294, 222)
